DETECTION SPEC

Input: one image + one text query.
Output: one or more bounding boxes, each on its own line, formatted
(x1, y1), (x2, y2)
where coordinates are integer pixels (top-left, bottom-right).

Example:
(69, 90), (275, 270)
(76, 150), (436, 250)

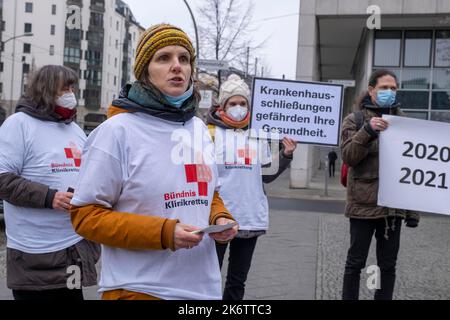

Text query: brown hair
(26, 65), (78, 114)
(354, 69), (398, 110)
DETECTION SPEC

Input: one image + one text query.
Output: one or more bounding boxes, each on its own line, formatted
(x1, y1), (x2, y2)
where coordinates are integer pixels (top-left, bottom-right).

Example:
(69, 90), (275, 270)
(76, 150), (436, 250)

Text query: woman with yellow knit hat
(69, 24), (238, 300)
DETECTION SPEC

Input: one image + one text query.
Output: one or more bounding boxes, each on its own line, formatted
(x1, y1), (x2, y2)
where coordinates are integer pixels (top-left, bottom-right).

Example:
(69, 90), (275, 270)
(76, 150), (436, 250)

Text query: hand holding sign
(282, 137), (298, 157)
(370, 117), (389, 132)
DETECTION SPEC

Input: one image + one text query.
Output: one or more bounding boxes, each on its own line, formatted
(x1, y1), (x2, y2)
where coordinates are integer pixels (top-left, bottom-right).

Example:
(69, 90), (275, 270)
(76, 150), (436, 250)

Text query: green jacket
(340, 102), (420, 222)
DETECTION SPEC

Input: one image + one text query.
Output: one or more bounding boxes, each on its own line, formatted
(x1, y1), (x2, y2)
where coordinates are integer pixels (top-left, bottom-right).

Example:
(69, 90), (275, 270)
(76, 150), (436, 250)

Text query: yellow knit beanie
(134, 24), (196, 81)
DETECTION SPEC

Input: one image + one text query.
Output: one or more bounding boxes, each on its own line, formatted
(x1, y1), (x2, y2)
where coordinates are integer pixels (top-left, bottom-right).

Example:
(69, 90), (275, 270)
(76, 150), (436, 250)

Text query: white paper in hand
(191, 222), (238, 235)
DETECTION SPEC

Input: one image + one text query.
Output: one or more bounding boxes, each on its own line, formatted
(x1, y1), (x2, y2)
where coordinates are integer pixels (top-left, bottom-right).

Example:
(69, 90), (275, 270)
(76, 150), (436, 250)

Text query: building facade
(293, 0), (450, 188)
(0, 0), (144, 132)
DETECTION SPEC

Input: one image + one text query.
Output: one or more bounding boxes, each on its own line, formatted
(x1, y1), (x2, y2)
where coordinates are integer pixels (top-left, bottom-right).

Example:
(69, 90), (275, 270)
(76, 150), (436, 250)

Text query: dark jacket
(340, 96), (420, 222)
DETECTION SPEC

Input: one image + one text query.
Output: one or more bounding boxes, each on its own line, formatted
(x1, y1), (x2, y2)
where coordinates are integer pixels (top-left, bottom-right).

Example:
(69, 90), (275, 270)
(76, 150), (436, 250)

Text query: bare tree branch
(197, 0), (264, 69)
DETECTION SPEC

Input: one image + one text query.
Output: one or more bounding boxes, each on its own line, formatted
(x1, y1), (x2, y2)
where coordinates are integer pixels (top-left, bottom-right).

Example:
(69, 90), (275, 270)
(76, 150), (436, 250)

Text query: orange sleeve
(70, 204), (179, 251)
(209, 192), (235, 225)
(107, 105), (131, 119)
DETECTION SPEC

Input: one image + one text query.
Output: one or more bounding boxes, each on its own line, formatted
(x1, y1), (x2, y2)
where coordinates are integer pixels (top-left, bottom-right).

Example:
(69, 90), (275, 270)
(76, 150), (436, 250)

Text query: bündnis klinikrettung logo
(163, 163), (213, 210)
(51, 142), (82, 173)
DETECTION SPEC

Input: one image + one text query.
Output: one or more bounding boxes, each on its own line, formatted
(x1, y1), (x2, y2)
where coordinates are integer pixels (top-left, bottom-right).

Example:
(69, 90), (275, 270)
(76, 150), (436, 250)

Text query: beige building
(292, 0), (450, 188)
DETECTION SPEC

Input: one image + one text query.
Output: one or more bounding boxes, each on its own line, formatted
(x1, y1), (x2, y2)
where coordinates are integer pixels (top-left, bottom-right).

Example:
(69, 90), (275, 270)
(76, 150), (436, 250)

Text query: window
(52, 4), (56, 15)
(64, 47), (81, 64)
(51, 25), (55, 35)
(23, 43), (31, 53)
(374, 30), (450, 122)
(25, 2), (33, 13)
(435, 31), (450, 67)
(0, 62), (3, 72)
(114, 58), (117, 67)
(90, 13), (104, 27)
(430, 111), (450, 122)
(114, 76), (117, 86)
(49, 45), (55, 56)
(404, 31), (432, 67)
(1, 21), (5, 32)
(85, 50), (102, 65)
(396, 91), (429, 109)
(86, 31), (103, 47)
(24, 23), (32, 33)
(403, 111), (429, 120)
(401, 69), (430, 90)
(433, 69), (450, 90)
(22, 63), (30, 74)
(432, 92), (450, 110)
(374, 31), (401, 67)
(84, 70), (102, 86)
(66, 29), (82, 43)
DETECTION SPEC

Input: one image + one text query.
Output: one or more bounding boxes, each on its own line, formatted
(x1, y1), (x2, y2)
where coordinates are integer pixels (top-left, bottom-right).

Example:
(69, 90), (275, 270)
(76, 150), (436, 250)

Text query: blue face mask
(376, 89), (397, 108)
(164, 84), (194, 108)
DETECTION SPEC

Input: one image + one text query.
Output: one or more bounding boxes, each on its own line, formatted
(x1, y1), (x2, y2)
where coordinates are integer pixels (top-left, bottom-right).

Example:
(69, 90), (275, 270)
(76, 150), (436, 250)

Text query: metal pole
(183, 0), (200, 80)
(245, 47), (250, 78)
(324, 157), (329, 197)
(10, 0), (18, 111)
(1, 32), (33, 107)
(254, 57), (258, 76)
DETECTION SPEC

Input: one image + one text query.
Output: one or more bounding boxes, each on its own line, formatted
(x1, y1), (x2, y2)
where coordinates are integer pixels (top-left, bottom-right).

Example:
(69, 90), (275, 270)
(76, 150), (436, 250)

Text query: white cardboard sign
(250, 77), (344, 146)
(378, 115), (450, 216)
(199, 90), (213, 109)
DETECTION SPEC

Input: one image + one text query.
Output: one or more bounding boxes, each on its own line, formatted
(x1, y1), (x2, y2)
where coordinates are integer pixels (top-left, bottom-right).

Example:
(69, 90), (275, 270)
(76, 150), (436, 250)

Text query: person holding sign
(206, 74), (298, 300)
(70, 24), (237, 300)
(340, 69), (420, 300)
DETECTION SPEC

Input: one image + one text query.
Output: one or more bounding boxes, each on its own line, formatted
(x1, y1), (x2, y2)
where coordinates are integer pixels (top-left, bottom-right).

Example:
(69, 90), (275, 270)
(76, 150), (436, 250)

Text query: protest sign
(250, 77), (344, 146)
(378, 115), (450, 216)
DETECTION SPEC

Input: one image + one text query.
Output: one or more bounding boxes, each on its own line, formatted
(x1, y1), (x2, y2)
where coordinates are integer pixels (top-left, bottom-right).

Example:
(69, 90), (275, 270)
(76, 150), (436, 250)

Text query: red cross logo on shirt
(64, 142), (82, 167)
(185, 164), (212, 197)
(238, 146), (257, 165)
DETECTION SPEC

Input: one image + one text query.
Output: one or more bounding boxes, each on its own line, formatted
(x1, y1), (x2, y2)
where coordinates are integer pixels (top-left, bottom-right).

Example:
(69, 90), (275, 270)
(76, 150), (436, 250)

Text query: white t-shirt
(0, 112), (85, 254)
(71, 112), (222, 300)
(214, 126), (271, 231)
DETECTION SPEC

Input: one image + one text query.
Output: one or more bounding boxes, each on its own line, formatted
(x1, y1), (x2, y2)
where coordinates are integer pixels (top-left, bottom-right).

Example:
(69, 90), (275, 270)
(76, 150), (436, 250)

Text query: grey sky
(123, 0), (300, 80)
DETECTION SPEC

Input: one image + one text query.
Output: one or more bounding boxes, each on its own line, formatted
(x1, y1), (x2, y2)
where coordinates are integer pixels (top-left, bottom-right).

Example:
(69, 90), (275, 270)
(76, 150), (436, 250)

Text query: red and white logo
(237, 145), (257, 165)
(64, 142), (82, 167)
(185, 163), (212, 197)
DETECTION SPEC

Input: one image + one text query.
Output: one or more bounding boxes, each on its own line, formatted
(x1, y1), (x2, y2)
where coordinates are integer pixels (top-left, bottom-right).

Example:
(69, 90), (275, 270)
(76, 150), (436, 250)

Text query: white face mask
(56, 92), (77, 110)
(226, 106), (248, 122)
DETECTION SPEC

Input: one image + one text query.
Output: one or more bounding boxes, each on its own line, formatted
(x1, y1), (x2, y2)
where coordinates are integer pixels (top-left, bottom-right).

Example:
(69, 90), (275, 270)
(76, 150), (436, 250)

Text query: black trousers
(342, 217), (402, 300)
(329, 161), (336, 177)
(216, 237), (258, 300)
(12, 288), (84, 301)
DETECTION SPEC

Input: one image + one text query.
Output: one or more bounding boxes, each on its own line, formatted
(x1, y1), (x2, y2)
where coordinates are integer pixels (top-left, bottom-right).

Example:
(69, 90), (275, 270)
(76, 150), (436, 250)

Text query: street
(0, 196), (449, 300)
